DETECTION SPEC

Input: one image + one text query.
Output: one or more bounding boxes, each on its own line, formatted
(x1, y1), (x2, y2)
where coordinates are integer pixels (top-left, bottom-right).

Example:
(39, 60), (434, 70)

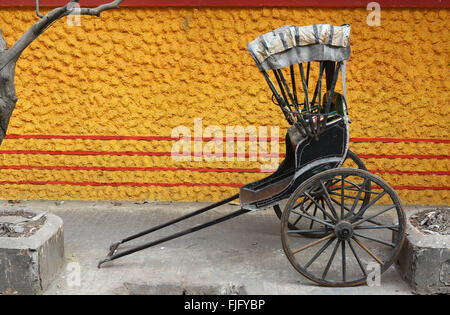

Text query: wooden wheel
(280, 168), (405, 287)
(273, 150), (371, 238)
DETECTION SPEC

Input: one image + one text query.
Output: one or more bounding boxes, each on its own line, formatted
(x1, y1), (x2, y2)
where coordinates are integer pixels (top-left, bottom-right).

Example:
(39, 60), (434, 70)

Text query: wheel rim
(281, 168), (405, 287)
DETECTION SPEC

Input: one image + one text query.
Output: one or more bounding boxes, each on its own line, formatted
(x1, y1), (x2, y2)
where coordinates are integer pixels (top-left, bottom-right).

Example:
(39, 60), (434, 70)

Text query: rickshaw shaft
(98, 208), (250, 268)
(98, 194), (246, 268)
(119, 193), (239, 245)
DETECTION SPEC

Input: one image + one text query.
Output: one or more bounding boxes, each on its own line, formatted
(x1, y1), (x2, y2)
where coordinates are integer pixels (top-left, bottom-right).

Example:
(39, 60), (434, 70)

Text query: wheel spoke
(304, 237), (336, 269)
(353, 231), (395, 247)
(304, 191), (336, 223)
(348, 191), (387, 221)
(322, 240), (341, 280)
(330, 196), (351, 211)
(292, 196), (309, 210)
(325, 178), (341, 188)
(309, 203), (318, 229)
(355, 224), (399, 231)
(291, 215), (302, 227)
(329, 192), (366, 200)
(291, 233), (334, 254)
(288, 228), (329, 234)
(291, 199), (314, 226)
(347, 239), (367, 277)
(329, 186), (378, 195)
(321, 199), (326, 221)
(328, 176), (367, 188)
(340, 175), (345, 220)
(352, 204), (396, 227)
(330, 196), (352, 212)
(340, 177), (371, 191)
(342, 240), (346, 282)
(330, 197), (399, 232)
(328, 177), (376, 195)
(319, 180), (339, 220)
(346, 178), (369, 219)
(291, 209), (334, 228)
(352, 236), (384, 265)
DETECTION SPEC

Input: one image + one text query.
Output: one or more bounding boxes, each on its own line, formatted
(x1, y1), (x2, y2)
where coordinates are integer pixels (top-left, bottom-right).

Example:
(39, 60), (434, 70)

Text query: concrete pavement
(1, 200), (422, 295)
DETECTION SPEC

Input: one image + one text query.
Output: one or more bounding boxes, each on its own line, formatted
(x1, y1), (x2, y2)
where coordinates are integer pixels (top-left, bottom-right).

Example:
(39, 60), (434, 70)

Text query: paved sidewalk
(1, 200), (422, 295)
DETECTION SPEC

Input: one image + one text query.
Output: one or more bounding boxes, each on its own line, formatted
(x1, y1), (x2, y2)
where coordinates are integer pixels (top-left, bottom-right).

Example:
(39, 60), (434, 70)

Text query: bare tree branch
(0, 5), (69, 70)
(0, 0), (124, 71)
(79, 0), (123, 17)
(0, 0), (124, 144)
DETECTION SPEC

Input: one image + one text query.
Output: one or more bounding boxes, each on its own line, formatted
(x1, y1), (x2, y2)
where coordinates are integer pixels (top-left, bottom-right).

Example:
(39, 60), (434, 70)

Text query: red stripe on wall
(4, 134), (450, 144)
(5, 134), (176, 141)
(4, 134), (286, 142)
(359, 154), (450, 159)
(0, 165), (265, 173)
(392, 186), (449, 191)
(350, 138), (450, 144)
(3, 0), (449, 8)
(1, 149), (449, 159)
(0, 164), (448, 176)
(0, 180), (243, 188)
(0, 149), (174, 156)
(371, 170), (450, 176)
(0, 149), (283, 158)
(0, 179), (446, 190)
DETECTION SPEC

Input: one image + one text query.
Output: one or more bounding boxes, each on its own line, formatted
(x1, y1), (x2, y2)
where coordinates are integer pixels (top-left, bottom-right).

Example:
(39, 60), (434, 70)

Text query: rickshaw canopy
(247, 24), (351, 71)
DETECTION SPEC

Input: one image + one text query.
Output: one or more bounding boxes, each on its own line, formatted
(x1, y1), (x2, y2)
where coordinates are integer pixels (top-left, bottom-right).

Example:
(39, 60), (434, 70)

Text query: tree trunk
(0, 30), (17, 145)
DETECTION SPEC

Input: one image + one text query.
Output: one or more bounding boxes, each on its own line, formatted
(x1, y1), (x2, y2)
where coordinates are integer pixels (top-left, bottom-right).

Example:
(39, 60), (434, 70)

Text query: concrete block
(0, 209), (64, 294)
(396, 208), (449, 294)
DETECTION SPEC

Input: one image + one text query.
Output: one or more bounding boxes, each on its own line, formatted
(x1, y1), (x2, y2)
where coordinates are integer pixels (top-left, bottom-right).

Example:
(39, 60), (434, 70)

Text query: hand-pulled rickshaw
(99, 24), (406, 287)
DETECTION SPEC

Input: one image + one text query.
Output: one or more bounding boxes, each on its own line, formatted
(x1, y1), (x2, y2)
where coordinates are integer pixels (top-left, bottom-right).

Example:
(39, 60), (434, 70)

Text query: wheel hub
(334, 221), (353, 241)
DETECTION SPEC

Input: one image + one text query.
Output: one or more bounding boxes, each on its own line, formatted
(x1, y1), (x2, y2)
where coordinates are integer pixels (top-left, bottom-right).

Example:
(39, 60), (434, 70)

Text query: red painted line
(0, 180), (447, 190)
(359, 154), (450, 160)
(371, 170), (450, 176)
(342, 184), (450, 191)
(5, 134), (177, 141)
(1, 150), (449, 159)
(350, 137), (450, 144)
(2, 149), (449, 159)
(3, 0), (448, 8)
(183, 152), (282, 158)
(0, 180), (243, 188)
(0, 165), (265, 173)
(189, 136), (284, 142)
(5, 134), (450, 144)
(0, 165), (449, 176)
(4, 134), (285, 142)
(392, 186), (449, 191)
(0, 149), (284, 158)
(0, 149), (172, 156)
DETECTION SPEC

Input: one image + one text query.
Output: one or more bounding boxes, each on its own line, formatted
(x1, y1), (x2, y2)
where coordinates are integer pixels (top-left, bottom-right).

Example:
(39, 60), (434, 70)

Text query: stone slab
(395, 207), (449, 294)
(0, 209), (64, 294)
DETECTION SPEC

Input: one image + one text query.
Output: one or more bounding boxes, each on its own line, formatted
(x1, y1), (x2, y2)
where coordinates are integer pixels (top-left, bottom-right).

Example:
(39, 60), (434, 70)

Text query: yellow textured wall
(0, 6), (448, 204)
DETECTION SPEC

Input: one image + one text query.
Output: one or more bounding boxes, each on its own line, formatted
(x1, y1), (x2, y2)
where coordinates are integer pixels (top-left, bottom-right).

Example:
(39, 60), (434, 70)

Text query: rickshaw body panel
(240, 118), (349, 210)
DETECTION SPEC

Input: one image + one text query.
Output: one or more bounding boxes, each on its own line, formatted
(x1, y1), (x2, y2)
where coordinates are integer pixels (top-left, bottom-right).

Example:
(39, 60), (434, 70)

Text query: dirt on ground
(0, 210), (47, 238)
(410, 208), (449, 235)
